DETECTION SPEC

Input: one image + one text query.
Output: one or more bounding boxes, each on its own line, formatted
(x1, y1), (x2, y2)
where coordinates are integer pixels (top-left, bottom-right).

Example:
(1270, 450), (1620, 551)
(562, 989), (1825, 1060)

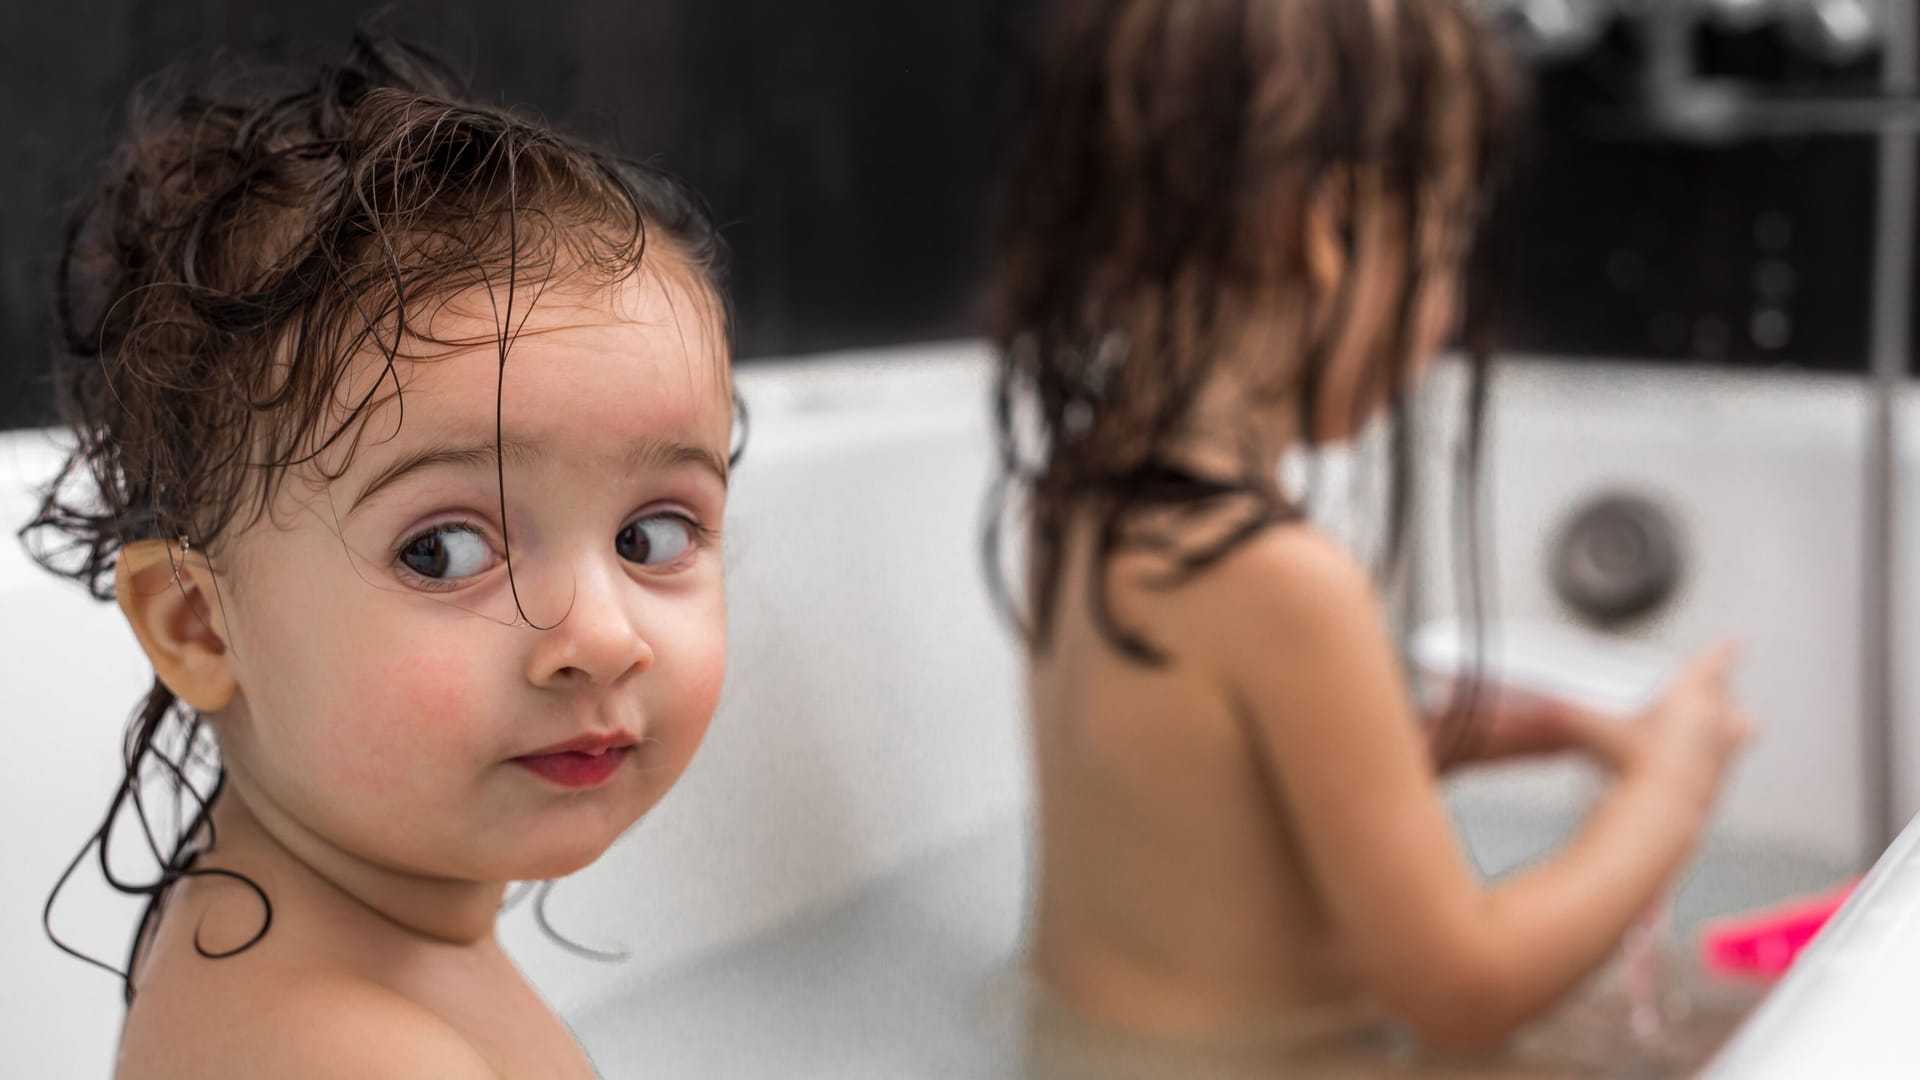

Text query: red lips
(513, 732), (637, 789)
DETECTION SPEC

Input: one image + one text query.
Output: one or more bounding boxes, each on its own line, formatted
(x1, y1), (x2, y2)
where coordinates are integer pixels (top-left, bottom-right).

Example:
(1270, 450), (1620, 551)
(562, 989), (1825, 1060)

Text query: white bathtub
(1708, 806), (1920, 1078)
(0, 343), (1897, 1076)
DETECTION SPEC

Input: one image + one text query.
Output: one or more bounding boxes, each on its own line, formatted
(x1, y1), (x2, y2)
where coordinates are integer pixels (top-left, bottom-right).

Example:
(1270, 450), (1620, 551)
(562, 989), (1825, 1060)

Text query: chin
(513, 808), (641, 881)
(507, 836), (619, 882)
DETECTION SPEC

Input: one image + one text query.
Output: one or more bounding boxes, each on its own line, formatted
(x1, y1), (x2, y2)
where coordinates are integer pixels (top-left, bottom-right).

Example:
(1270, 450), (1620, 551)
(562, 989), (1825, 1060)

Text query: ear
(115, 539), (237, 712)
(1302, 169), (1355, 297)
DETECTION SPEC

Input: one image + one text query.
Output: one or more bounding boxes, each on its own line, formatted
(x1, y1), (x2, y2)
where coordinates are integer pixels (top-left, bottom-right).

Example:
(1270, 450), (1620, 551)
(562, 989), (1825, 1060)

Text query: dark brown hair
(19, 33), (731, 995)
(986, 0), (1520, 677)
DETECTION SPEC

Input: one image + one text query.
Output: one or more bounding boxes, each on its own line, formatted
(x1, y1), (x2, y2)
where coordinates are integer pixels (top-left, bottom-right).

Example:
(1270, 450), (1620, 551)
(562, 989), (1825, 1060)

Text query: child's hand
(1623, 640), (1754, 815)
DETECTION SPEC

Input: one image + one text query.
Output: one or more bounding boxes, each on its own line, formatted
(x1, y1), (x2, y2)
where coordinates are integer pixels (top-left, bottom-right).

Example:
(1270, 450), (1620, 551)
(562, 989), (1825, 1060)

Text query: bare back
(1027, 512), (1371, 1037)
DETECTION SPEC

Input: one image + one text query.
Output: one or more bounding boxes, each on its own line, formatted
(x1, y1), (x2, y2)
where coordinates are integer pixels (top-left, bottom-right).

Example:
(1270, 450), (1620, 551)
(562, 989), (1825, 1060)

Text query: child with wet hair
(987, 0), (1751, 1066)
(24, 34), (735, 1078)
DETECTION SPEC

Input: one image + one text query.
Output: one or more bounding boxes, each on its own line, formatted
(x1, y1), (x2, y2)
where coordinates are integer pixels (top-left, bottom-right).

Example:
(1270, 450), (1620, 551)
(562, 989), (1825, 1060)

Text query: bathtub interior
(0, 343), (1888, 1077)
(1411, 362), (1898, 864)
(562, 799), (1848, 1079)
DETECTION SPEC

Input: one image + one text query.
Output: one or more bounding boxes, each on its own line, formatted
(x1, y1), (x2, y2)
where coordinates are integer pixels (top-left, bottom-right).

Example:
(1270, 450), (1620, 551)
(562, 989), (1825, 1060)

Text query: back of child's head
(987, 0), (1520, 660)
(20, 32), (729, 989)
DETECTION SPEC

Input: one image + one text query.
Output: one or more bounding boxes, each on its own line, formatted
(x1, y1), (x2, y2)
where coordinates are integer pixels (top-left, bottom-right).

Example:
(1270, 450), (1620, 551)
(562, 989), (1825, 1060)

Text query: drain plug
(1550, 493), (1684, 626)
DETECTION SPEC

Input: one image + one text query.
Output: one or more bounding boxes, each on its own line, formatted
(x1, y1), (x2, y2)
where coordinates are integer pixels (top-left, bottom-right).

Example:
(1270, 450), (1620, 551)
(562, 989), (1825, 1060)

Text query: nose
(523, 564), (655, 689)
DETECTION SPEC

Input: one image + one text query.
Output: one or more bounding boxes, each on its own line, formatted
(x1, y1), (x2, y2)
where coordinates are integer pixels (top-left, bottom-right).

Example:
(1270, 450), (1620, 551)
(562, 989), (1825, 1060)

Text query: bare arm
(1428, 694), (1633, 775)
(1212, 530), (1746, 1049)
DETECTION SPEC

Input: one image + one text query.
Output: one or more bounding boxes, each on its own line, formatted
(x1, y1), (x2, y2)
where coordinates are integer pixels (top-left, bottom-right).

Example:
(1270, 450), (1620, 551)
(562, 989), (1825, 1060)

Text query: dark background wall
(0, 0), (1029, 430)
(1499, 21), (1883, 373)
(0, 4), (1895, 432)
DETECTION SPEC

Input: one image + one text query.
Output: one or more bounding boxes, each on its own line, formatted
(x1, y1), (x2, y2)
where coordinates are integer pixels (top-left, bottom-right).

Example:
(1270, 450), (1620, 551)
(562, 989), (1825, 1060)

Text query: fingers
(1685, 638), (1745, 683)
(1729, 707), (1757, 747)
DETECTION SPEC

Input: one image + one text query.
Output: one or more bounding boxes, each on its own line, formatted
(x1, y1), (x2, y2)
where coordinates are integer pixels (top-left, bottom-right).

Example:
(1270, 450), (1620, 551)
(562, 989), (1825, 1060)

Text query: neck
(1168, 366), (1302, 497)
(208, 775), (507, 947)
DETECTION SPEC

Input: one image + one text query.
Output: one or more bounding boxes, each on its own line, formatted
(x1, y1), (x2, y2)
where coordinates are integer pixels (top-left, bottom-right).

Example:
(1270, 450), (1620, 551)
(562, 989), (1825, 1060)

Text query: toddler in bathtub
(985, 0), (1753, 1064)
(21, 35), (734, 1079)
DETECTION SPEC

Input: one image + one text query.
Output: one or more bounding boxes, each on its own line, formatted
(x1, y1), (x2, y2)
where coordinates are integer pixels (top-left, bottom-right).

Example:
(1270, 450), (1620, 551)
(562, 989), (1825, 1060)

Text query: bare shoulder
(256, 977), (500, 1079)
(1179, 523), (1386, 670)
(118, 970), (499, 1080)
(1169, 520), (1435, 774)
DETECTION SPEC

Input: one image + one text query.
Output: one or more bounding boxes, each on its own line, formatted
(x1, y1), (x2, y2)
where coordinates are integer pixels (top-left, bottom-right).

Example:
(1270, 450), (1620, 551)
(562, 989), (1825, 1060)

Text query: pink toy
(1699, 881), (1859, 980)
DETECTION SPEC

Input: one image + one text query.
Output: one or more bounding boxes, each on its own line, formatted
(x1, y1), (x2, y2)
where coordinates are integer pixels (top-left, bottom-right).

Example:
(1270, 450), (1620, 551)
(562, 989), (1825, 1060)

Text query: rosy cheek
(385, 651), (482, 724)
(673, 642), (729, 750)
(333, 650), (486, 784)
(699, 663), (728, 720)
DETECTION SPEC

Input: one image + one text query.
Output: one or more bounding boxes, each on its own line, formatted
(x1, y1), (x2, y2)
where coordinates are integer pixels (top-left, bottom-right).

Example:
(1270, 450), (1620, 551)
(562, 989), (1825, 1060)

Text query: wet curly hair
(986, 0), (1521, 678)
(18, 32), (732, 996)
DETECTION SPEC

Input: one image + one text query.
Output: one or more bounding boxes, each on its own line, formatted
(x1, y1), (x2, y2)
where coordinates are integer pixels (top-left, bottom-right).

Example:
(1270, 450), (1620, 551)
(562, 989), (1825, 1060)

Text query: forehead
(338, 263), (732, 459)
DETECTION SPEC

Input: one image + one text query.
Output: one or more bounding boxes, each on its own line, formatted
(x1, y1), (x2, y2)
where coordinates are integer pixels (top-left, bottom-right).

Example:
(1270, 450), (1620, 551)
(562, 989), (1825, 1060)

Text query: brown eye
(398, 525), (494, 580)
(616, 515), (695, 566)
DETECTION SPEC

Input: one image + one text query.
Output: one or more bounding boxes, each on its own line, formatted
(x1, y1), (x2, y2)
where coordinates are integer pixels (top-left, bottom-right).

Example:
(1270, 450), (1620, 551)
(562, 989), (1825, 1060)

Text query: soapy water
(1021, 958), (1766, 1079)
(573, 806), (1842, 1079)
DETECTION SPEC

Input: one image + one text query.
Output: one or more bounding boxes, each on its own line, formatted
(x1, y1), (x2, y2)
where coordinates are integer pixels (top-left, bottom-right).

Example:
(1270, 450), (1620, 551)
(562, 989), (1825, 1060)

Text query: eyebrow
(348, 435), (730, 512)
